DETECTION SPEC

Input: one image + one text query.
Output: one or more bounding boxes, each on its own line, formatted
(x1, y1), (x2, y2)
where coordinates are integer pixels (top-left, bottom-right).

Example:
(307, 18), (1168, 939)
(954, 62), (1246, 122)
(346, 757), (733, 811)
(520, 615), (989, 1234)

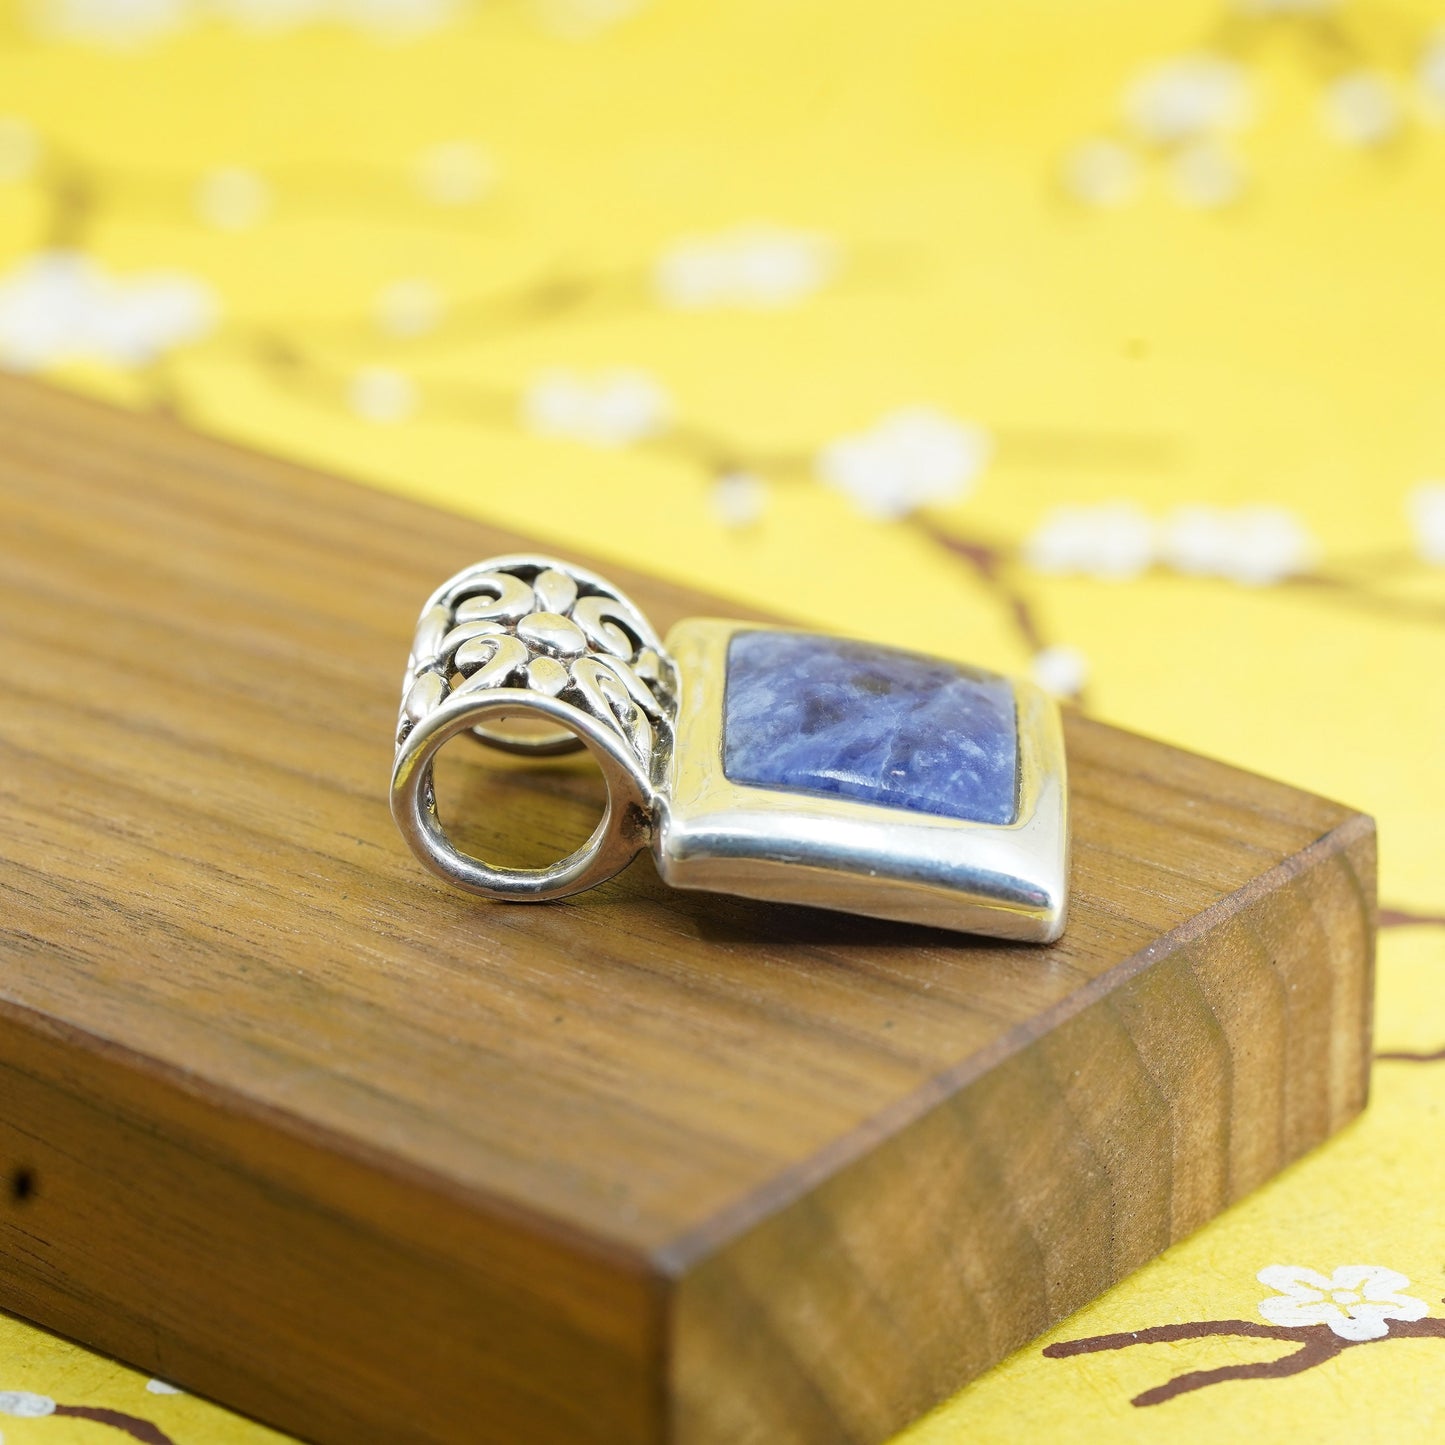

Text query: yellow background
(0, 0), (1442, 1439)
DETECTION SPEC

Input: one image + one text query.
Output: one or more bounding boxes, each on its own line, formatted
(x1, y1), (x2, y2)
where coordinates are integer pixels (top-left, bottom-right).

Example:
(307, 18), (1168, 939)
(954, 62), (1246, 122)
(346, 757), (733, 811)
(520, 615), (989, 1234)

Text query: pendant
(391, 555), (1069, 942)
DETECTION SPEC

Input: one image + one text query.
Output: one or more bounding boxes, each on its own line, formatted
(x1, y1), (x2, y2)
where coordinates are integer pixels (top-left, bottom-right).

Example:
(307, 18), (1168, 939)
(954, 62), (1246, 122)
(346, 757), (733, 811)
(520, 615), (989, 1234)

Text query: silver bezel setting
(652, 619), (1070, 942)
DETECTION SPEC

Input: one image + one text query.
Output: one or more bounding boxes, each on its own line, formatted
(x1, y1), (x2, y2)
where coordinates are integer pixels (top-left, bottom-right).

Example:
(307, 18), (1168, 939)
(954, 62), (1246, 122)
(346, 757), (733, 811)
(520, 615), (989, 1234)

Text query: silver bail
(390, 555), (676, 900)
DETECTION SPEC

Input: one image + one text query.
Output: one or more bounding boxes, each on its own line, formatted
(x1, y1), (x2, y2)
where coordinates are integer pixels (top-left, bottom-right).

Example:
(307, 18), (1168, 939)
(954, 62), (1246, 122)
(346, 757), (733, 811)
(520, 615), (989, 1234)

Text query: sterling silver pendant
(391, 555), (1069, 941)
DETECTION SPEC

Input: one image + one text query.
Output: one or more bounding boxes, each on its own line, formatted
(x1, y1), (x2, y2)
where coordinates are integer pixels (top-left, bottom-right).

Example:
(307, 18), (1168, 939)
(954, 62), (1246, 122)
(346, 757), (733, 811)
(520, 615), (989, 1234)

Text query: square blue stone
(722, 631), (1019, 826)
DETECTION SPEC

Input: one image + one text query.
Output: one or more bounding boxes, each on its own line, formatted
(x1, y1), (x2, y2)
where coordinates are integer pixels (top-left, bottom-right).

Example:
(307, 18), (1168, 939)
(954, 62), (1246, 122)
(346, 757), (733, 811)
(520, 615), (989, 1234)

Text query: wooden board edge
(0, 999), (670, 1445)
(665, 810), (1377, 1445)
(656, 808), (1377, 1278)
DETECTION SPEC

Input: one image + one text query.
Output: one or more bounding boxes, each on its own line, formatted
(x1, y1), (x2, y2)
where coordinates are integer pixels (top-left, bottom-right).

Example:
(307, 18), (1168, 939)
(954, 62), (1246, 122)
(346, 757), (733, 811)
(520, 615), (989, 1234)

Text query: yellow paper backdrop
(0, 0), (1442, 1439)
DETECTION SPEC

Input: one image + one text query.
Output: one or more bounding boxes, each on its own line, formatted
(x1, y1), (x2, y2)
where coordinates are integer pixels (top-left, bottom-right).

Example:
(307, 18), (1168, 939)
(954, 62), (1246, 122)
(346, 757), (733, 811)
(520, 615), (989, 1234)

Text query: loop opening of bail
(390, 688), (654, 901)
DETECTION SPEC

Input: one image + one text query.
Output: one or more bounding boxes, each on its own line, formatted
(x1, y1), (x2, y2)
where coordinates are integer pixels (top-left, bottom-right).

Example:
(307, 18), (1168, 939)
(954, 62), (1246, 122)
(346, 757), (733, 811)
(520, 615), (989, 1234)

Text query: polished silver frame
(652, 619), (1070, 942)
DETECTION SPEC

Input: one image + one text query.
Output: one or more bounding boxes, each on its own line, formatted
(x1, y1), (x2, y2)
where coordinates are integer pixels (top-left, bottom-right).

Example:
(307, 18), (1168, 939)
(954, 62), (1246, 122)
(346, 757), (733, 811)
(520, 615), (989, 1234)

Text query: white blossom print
(1031, 644), (1089, 699)
(523, 368), (671, 446)
(709, 470), (768, 529)
(0, 1382), (183, 1440)
(1060, 138), (1141, 207)
(194, 166), (272, 230)
(25, 0), (187, 47)
(1158, 504), (1317, 585)
(347, 366), (417, 423)
(27, 0), (464, 44)
(0, 118), (41, 184)
(1123, 55), (1251, 144)
(1421, 31), (1445, 114)
(1322, 71), (1402, 147)
(0, 1392), (55, 1417)
(1046, 1261), (1442, 1407)
(0, 251), (216, 371)
(1256, 1264), (1430, 1341)
(1408, 481), (1445, 564)
(528, 0), (646, 41)
(1067, 7), (1445, 210)
(1024, 502), (1317, 585)
(413, 141), (496, 206)
(1023, 502), (1156, 580)
(817, 407), (991, 520)
(654, 225), (838, 310)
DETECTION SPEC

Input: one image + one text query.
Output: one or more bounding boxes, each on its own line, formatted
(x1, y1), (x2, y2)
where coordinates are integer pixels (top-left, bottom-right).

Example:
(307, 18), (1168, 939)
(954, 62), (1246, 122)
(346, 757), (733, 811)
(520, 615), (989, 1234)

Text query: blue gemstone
(722, 631), (1018, 825)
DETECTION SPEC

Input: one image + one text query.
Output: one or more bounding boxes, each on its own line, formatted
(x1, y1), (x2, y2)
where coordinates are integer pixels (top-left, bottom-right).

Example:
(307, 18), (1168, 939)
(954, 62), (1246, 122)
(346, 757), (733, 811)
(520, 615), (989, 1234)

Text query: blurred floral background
(0, 0), (1443, 1440)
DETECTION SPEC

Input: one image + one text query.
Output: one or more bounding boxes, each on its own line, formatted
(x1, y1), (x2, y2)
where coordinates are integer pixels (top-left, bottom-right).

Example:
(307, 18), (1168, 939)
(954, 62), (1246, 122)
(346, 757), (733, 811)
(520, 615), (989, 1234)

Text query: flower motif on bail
(400, 560), (673, 766)
(1257, 1264), (1430, 1341)
(816, 407), (991, 521)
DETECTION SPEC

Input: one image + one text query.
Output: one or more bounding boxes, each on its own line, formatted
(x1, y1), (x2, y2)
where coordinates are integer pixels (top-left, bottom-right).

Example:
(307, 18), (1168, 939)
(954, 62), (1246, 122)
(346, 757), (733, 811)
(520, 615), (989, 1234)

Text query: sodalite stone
(722, 631), (1019, 825)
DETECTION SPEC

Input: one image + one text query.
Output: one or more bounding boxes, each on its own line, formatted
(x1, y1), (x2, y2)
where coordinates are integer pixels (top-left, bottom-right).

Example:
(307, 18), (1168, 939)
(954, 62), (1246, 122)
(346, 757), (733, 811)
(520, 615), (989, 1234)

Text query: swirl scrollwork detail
(396, 557), (676, 775)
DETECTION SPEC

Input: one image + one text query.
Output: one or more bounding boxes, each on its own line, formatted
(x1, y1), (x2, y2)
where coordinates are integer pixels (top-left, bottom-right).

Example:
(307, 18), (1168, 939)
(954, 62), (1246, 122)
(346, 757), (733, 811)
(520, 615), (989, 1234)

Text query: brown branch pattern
(1375, 903), (1445, 1063)
(1380, 905), (1445, 929)
(1377, 1045), (1445, 1064)
(52, 1402), (178, 1444)
(1045, 1315), (1445, 1407)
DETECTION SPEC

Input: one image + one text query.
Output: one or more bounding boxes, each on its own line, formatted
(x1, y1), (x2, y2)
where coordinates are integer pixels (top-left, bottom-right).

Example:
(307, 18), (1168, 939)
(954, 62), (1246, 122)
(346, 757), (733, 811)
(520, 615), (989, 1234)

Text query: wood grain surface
(0, 380), (1375, 1445)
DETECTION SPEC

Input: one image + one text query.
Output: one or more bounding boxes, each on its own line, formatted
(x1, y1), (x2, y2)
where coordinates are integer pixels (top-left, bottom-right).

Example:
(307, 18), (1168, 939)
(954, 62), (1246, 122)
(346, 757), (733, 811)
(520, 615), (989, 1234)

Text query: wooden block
(0, 380), (1375, 1445)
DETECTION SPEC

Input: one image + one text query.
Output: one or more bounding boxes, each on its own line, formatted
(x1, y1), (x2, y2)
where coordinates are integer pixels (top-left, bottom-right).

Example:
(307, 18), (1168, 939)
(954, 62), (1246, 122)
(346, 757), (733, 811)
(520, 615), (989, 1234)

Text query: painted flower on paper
(374, 277), (445, 338)
(26, 0), (187, 47)
(1168, 140), (1247, 209)
(1257, 1264), (1429, 1340)
(1322, 71), (1402, 147)
(1060, 139), (1141, 208)
(1123, 55), (1251, 144)
(207, 0), (329, 31)
(0, 118), (40, 185)
(523, 368), (671, 446)
(0, 1391), (56, 1417)
(27, 0), (464, 43)
(817, 407), (991, 521)
(348, 366), (417, 424)
(1233, 0), (1337, 11)
(1421, 32), (1445, 113)
(1158, 503), (1317, 585)
(654, 225), (838, 310)
(1069, 6), (1445, 212)
(413, 141), (496, 206)
(529, 0), (646, 41)
(1031, 644), (1089, 699)
(709, 470), (768, 529)
(1408, 481), (1445, 564)
(0, 251), (216, 371)
(1023, 502), (1155, 581)
(194, 166), (271, 230)
(1024, 502), (1316, 585)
